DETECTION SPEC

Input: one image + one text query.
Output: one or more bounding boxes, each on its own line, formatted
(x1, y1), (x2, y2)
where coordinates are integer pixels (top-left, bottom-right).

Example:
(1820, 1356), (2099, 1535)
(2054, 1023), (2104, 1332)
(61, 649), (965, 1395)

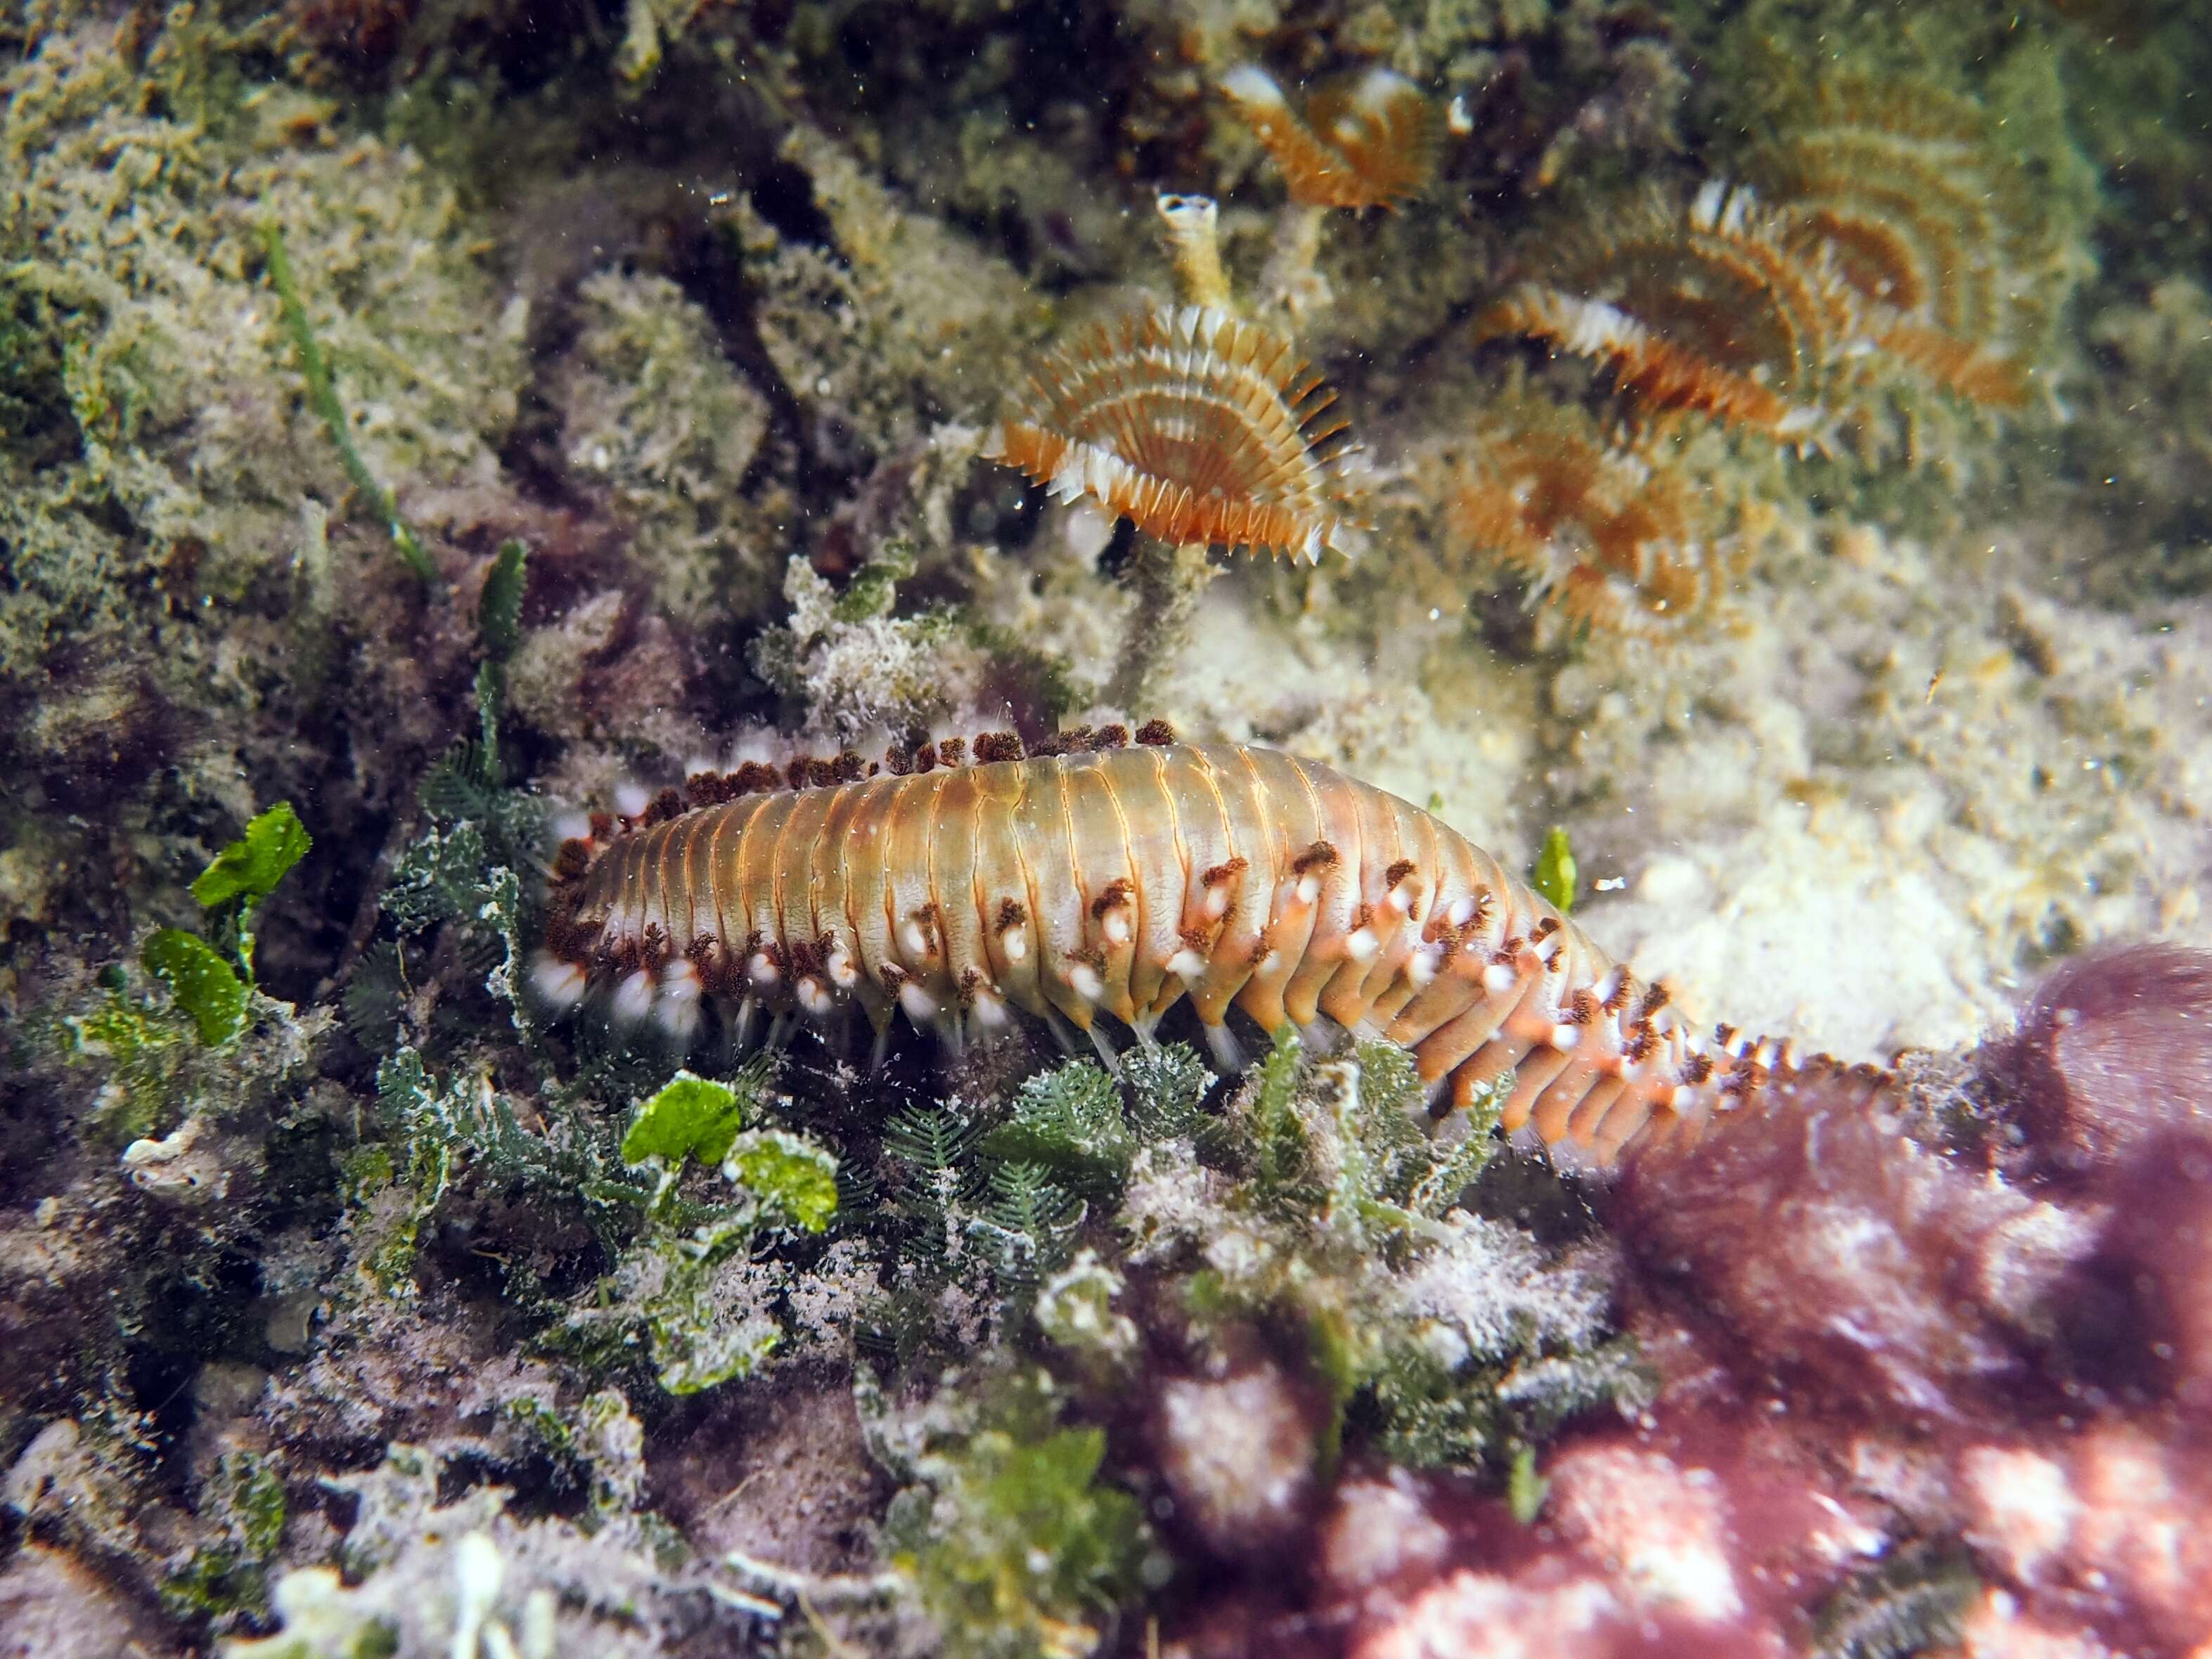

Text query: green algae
(1531, 825), (1578, 915)
(619, 1069), (755, 1170)
(262, 224), (434, 587)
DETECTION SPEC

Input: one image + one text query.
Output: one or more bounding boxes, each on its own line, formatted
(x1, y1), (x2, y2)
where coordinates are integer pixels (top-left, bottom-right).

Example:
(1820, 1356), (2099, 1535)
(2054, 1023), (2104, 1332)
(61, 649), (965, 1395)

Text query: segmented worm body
(539, 725), (1852, 1162)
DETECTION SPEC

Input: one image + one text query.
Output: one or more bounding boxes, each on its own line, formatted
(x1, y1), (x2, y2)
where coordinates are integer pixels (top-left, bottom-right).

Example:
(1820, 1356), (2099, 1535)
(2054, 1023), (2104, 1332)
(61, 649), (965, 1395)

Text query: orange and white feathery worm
(535, 723), (1854, 1164)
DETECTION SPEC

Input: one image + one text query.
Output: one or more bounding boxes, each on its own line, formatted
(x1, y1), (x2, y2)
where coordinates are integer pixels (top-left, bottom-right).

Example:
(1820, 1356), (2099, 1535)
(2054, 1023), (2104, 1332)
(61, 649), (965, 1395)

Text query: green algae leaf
(723, 1128), (840, 1233)
(477, 538), (528, 660)
(262, 223), (435, 588)
(1531, 825), (1577, 915)
(621, 1070), (751, 1168)
(901, 1421), (1152, 1653)
(1507, 1443), (1549, 1524)
(143, 928), (250, 1045)
(832, 538), (917, 621)
(193, 802), (311, 910)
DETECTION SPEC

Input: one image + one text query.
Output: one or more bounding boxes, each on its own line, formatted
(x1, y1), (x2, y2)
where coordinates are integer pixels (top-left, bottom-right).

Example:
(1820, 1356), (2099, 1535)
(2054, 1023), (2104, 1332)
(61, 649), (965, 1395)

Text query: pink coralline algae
(1311, 943), (2212, 1659)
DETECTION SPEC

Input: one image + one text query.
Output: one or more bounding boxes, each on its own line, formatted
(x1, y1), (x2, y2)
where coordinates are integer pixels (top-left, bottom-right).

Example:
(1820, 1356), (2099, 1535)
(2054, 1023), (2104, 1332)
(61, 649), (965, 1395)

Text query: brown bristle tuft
(552, 839), (592, 882)
(832, 751), (866, 785)
(785, 758), (812, 792)
(937, 737), (967, 767)
(1292, 840), (1340, 874)
(885, 744), (915, 777)
(996, 898), (1028, 933)
(913, 742), (939, 773)
(1136, 719), (1177, 746)
(1025, 731), (1069, 759)
(1203, 857), (1249, 886)
(684, 773), (724, 810)
(589, 811), (615, 841)
(1384, 858), (1417, 889)
(975, 732), (1024, 763)
(542, 915), (597, 962)
(1091, 879), (1134, 918)
(1093, 723), (1130, 749)
(806, 757), (840, 789)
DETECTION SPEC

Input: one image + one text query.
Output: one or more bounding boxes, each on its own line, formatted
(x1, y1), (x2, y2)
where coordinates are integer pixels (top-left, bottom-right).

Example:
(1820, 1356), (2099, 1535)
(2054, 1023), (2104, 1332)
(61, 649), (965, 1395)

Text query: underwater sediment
(3, 1), (2211, 1655)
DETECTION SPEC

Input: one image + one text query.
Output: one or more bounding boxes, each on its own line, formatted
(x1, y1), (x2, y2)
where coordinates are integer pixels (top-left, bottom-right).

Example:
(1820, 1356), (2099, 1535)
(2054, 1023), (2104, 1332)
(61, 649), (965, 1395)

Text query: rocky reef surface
(3, 1), (2210, 1655)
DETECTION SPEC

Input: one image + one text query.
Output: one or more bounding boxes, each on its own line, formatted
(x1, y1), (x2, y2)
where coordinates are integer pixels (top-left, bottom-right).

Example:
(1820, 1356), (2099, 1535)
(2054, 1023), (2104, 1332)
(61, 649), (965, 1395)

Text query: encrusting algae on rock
(4, 2), (2212, 1658)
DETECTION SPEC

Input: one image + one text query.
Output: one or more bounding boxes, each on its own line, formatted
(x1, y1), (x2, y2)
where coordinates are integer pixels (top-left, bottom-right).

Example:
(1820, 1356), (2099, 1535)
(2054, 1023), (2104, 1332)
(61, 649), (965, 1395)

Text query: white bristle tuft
(1446, 896), (1477, 927)
(660, 958), (700, 999)
(1103, 912), (1131, 945)
(1548, 1024), (1580, 1052)
(797, 978), (833, 1017)
(615, 782), (650, 819)
(1005, 931), (1029, 962)
(1344, 927), (1380, 963)
(971, 990), (1010, 1029)
(1166, 948), (1207, 983)
(1255, 950), (1280, 976)
(531, 955), (589, 1012)
(1069, 964), (1107, 1002)
(1482, 961), (1517, 995)
(1203, 884), (1231, 919)
(1295, 874), (1321, 905)
(827, 943), (858, 988)
(898, 981), (939, 1024)
(901, 920), (931, 960)
(1387, 882), (1416, 914)
(748, 952), (780, 988)
(1408, 946), (1441, 988)
(655, 994), (701, 1041)
(553, 813), (593, 846)
(612, 970), (655, 1025)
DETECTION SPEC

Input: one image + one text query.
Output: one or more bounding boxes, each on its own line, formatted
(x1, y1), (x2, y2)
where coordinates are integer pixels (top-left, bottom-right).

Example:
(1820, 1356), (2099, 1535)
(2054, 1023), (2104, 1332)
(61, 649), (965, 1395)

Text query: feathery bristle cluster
(983, 305), (1356, 562)
(1220, 64), (1439, 211)
(1445, 402), (1747, 635)
(1739, 75), (2050, 410)
(1481, 76), (2055, 444)
(1479, 184), (1855, 446)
